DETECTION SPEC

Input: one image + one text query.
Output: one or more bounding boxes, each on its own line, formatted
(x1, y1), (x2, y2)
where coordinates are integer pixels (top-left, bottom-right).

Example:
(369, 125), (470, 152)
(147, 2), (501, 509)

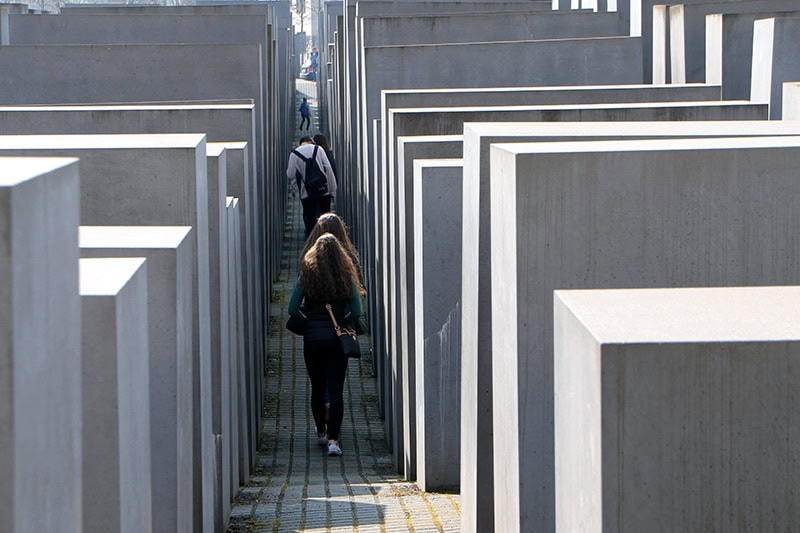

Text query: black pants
(301, 195), (332, 237)
(303, 338), (349, 441)
(299, 115), (310, 130)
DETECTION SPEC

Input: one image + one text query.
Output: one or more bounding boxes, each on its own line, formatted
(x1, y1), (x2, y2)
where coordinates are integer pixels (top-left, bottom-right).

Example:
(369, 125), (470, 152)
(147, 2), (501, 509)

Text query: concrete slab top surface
(209, 141), (248, 150)
(79, 226), (192, 248)
(390, 100), (754, 115)
(0, 156), (79, 185)
(492, 135), (800, 154)
(368, 34), (633, 49)
(0, 103), (254, 111)
(384, 83), (714, 96)
(556, 286), (800, 343)
(79, 257), (147, 296)
(413, 158), (463, 168)
(398, 135), (463, 143)
(207, 144), (226, 157)
(466, 120), (800, 136)
(0, 133), (206, 149)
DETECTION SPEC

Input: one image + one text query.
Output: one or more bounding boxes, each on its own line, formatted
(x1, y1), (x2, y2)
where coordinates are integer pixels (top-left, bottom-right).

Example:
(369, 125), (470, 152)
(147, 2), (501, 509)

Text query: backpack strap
(292, 149), (308, 161)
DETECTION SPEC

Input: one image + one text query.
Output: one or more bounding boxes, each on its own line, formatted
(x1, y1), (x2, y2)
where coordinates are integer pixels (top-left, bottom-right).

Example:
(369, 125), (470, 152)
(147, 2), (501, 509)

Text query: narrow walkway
(226, 82), (461, 533)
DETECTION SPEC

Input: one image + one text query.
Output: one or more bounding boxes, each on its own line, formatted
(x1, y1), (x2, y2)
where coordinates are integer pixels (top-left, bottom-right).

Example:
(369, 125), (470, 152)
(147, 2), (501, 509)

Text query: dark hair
(299, 136), (313, 144)
(313, 133), (330, 151)
(300, 213), (365, 296)
(300, 233), (361, 302)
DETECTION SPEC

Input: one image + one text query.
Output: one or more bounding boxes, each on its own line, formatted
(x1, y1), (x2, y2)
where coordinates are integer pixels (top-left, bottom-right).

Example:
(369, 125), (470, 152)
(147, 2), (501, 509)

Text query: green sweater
(288, 277), (362, 319)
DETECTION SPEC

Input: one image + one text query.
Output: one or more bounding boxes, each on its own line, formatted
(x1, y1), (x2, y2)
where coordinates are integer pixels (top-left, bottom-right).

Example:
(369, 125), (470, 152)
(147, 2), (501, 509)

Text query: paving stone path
(226, 81), (461, 532)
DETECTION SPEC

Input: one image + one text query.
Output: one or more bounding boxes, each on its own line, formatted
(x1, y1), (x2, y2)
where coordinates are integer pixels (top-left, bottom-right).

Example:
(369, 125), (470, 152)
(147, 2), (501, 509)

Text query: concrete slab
(489, 135), (800, 532)
(5, 11), (280, 308)
(355, 0), (553, 17)
(227, 196), (250, 485)
(752, 17), (800, 119)
(783, 82), (800, 119)
(80, 257), (152, 533)
(359, 35), (644, 282)
(706, 10), (800, 100)
(554, 286), (800, 531)
(393, 135), (463, 478)
(225, 197), (243, 512)
(460, 119), (800, 533)
(360, 10), (624, 47)
(80, 226), (194, 533)
(206, 144), (230, 533)
(0, 157), (81, 533)
(412, 159), (463, 493)
(0, 133), (216, 533)
(381, 100), (767, 487)
(0, 104), (263, 354)
(661, 1), (800, 84)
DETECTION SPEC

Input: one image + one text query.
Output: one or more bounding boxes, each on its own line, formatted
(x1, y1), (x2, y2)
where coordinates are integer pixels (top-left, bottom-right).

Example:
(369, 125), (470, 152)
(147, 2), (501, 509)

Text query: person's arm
(286, 151), (298, 179)
(287, 279), (305, 316)
(316, 148), (337, 196)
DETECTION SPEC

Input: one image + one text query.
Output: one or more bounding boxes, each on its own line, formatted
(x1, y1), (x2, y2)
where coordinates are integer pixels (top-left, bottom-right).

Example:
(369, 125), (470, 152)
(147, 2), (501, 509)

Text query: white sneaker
(327, 440), (342, 456)
(316, 428), (327, 446)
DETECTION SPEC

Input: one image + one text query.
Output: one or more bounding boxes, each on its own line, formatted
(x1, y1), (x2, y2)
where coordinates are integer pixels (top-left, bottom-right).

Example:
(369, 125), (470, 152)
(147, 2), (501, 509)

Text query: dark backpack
(292, 146), (329, 198)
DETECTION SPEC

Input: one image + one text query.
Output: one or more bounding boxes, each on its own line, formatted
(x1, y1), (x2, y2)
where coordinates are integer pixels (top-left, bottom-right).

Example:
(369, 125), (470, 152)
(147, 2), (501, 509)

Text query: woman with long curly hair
(287, 233), (364, 456)
(299, 212), (364, 291)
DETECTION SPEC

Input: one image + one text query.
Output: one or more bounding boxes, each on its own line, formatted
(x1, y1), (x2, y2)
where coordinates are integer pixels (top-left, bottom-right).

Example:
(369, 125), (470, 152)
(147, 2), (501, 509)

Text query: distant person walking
(312, 133), (338, 186)
(287, 136), (337, 237)
(288, 233), (365, 456)
(299, 97), (311, 130)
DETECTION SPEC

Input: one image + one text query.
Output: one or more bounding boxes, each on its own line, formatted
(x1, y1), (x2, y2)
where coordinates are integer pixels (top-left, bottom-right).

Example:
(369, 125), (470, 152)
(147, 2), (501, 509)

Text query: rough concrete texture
(80, 226), (194, 533)
(0, 157), (81, 533)
(356, 0), (552, 17)
(705, 10), (800, 101)
(79, 257), (152, 533)
(209, 142), (257, 425)
(0, 133), (217, 533)
(380, 101), (767, 492)
(0, 95), (266, 370)
(360, 10), (623, 47)
(227, 196), (250, 486)
(412, 159), (463, 493)
(489, 136), (800, 532)
(662, 0), (800, 85)
(0, 42), (270, 350)
(752, 16), (800, 118)
(207, 145), (231, 532)
(554, 286), (800, 531)
(460, 120), (800, 533)
(5, 10), (280, 307)
(359, 36), (644, 268)
(393, 135), (463, 480)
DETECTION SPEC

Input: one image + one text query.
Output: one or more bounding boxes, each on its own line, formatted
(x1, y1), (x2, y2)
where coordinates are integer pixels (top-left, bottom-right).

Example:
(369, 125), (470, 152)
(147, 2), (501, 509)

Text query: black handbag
(285, 309), (308, 335)
(326, 304), (361, 358)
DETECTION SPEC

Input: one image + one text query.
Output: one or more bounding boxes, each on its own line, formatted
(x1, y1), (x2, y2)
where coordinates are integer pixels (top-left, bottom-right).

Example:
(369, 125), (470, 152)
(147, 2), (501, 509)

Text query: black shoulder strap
(292, 149), (308, 161)
(311, 145), (319, 158)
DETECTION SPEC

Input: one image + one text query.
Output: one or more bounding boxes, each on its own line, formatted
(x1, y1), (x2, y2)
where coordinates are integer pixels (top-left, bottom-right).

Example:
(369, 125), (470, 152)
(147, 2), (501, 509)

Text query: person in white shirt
(286, 136), (338, 237)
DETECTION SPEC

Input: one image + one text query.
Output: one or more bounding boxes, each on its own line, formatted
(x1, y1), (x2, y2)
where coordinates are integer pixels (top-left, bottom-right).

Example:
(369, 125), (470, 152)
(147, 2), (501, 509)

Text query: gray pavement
(226, 81), (461, 532)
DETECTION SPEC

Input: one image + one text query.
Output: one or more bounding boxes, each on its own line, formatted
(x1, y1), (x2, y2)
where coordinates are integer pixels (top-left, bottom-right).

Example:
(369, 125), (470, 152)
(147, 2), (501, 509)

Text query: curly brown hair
(300, 213), (364, 295)
(300, 233), (363, 302)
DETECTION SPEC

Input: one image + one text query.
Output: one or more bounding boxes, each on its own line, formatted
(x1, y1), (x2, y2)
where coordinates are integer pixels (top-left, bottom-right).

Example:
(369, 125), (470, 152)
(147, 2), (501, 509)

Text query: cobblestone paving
(227, 87), (461, 531)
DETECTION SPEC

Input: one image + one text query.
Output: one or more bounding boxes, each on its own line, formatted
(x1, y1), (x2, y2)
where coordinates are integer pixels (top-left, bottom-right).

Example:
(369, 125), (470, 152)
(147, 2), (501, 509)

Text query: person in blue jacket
(299, 97), (311, 130)
(288, 233), (365, 456)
